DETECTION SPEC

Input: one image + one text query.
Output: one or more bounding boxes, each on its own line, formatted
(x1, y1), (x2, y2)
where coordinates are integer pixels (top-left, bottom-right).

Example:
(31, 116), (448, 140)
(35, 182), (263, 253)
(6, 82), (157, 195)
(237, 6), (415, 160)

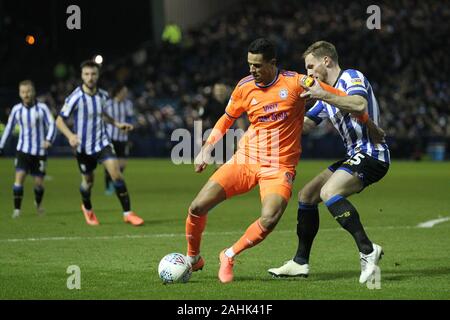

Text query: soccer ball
(158, 253), (192, 284)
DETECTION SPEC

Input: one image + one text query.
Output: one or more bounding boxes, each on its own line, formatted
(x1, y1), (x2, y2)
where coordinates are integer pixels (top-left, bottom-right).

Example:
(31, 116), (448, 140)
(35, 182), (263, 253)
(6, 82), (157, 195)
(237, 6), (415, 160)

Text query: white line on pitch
(0, 225), (415, 243)
(417, 216), (450, 228)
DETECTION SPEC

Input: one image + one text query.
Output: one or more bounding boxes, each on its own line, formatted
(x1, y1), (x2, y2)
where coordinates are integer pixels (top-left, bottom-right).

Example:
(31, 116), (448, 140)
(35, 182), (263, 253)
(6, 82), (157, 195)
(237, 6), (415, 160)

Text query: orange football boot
(123, 212), (144, 226)
(218, 250), (235, 283)
(81, 204), (99, 226)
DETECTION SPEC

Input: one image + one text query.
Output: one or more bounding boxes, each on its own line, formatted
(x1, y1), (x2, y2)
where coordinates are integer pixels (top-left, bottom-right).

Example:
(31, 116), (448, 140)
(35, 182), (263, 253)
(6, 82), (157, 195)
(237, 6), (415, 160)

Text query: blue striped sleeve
(125, 100), (135, 124)
(42, 104), (57, 143)
(343, 70), (368, 99)
(305, 101), (327, 125)
(60, 95), (80, 119)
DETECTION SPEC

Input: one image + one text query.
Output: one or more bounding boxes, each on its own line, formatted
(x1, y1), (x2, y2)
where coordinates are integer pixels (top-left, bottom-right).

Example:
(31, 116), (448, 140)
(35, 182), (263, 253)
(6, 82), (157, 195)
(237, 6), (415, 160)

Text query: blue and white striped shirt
(0, 102), (56, 156)
(104, 98), (134, 142)
(306, 69), (390, 163)
(59, 86), (111, 155)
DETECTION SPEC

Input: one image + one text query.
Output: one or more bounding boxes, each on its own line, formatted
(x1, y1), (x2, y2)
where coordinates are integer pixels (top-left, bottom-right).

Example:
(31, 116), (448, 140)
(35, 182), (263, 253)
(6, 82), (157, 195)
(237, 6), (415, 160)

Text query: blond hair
(303, 41), (339, 63)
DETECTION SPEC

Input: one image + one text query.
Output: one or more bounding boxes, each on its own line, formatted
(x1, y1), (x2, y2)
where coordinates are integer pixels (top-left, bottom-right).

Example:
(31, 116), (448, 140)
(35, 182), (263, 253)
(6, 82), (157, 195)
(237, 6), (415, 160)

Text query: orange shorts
(209, 155), (296, 202)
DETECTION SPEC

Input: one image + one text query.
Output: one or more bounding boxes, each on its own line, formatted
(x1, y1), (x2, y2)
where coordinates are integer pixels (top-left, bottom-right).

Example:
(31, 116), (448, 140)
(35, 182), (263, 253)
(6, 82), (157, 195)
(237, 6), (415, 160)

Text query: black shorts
(111, 141), (129, 158)
(328, 152), (389, 188)
(15, 152), (47, 176)
(76, 145), (117, 175)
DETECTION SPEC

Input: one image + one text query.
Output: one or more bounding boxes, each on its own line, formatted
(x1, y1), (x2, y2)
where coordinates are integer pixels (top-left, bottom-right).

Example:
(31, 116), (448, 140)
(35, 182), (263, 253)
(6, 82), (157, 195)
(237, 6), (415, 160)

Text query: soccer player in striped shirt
(55, 61), (144, 226)
(268, 41), (389, 284)
(103, 84), (134, 195)
(0, 80), (56, 218)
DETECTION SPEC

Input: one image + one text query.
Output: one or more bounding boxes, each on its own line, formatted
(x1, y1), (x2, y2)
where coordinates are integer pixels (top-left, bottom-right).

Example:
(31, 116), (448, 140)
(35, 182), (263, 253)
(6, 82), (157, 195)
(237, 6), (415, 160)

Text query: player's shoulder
(341, 69), (366, 81)
(236, 75), (255, 88)
(98, 88), (109, 99)
(11, 103), (23, 111)
(36, 102), (50, 110)
(280, 69), (299, 78)
(66, 86), (83, 101)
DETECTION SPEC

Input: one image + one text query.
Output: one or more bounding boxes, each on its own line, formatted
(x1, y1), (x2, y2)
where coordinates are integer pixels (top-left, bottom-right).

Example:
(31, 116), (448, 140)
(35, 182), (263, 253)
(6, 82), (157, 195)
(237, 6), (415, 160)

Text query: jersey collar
(333, 70), (344, 88)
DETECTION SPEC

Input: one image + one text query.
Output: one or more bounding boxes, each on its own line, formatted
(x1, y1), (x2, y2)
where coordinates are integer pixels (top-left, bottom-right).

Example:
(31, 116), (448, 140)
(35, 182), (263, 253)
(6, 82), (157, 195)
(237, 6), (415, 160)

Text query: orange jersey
(225, 70), (306, 167)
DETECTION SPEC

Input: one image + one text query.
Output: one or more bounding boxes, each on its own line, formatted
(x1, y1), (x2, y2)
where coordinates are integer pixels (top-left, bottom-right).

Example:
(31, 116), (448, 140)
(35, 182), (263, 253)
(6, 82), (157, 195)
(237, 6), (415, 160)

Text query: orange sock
(186, 210), (207, 257)
(231, 219), (271, 256)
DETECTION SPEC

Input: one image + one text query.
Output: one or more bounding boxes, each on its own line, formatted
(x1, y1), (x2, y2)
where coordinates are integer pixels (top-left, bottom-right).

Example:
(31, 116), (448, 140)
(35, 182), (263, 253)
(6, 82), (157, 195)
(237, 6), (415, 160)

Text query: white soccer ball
(158, 253), (192, 284)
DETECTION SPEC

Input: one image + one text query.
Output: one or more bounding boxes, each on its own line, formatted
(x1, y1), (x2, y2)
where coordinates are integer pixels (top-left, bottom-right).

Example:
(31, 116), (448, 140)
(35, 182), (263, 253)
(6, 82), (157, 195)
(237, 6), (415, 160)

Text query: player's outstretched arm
(55, 116), (80, 148)
(194, 113), (235, 173)
(300, 78), (366, 115)
(102, 112), (134, 132)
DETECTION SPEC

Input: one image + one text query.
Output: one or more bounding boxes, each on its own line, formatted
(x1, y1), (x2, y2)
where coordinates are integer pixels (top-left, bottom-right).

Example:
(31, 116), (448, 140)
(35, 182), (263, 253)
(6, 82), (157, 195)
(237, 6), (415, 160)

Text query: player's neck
(327, 67), (341, 86)
(82, 84), (98, 96)
(260, 67), (278, 86)
(22, 100), (35, 108)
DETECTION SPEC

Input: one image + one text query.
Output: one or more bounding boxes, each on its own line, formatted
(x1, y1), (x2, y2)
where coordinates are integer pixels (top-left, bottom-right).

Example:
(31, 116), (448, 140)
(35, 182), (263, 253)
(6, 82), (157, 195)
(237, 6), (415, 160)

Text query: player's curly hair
(303, 41), (339, 63)
(248, 38), (277, 62)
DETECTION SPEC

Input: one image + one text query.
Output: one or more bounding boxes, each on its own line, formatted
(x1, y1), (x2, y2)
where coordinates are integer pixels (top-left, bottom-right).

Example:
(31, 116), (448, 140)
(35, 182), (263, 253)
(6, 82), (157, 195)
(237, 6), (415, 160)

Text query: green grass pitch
(0, 158), (449, 299)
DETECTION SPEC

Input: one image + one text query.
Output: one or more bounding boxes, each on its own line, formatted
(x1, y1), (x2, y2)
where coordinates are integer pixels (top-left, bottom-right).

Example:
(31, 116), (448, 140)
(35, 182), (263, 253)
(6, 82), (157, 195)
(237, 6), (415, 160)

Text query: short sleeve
(341, 70), (368, 100)
(305, 101), (328, 125)
(60, 94), (80, 119)
(225, 85), (245, 119)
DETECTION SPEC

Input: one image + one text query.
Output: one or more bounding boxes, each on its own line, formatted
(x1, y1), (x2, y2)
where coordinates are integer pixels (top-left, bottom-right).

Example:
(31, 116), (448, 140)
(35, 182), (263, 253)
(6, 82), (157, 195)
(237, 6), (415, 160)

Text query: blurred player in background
(56, 61), (144, 226)
(103, 84), (135, 195)
(268, 41), (389, 284)
(184, 38), (348, 283)
(0, 80), (56, 218)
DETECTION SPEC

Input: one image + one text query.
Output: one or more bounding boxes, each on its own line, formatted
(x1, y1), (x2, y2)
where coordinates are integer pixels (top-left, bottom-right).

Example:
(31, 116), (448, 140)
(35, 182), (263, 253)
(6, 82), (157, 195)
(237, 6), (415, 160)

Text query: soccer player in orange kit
(185, 38), (346, 283)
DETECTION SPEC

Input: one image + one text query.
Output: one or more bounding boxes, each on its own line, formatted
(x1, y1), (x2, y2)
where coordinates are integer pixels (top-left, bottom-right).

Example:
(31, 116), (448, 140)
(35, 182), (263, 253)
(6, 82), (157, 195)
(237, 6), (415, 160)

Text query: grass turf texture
(0, 159), (449, 299)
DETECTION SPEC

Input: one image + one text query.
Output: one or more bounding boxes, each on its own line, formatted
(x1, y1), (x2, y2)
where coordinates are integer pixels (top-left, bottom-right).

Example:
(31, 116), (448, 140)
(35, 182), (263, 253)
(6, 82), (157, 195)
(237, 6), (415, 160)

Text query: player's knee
(110, 171), (123, 181)
(298, 185), (319, 204)
(260, 209), (283, 230)
(320, 185), (336, 203)
(81, 180), (93, 190)
(260, 215), (279, 230)
(188, 200), (208, 216)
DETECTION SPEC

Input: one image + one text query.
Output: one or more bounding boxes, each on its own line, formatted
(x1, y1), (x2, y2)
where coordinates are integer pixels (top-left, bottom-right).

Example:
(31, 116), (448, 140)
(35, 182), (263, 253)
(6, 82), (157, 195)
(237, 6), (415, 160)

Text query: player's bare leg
(269, 168), (333, 277)
(219, 194), (287, 283)
(186, 180), (227, 271)
(12, 170), (26, 218)
(79, 173), (99, 225)
(320, 170), (383, 283)
(103, 158), (143, 226)
(33, 176), (45, 215)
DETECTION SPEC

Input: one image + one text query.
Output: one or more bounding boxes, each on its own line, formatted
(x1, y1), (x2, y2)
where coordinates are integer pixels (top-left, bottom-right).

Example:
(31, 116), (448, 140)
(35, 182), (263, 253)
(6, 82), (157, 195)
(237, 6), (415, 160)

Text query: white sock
(187, 255), (199, 264)
(225, 248), (235, 258)
(123, 211), (132, 217)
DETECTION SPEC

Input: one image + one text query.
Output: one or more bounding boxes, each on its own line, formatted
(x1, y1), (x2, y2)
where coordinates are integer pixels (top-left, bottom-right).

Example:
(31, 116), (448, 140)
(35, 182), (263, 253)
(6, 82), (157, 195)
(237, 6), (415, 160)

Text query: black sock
(105, 169), (112, 189)
(294, 202), (319, 265)
(13, 185), (24, 210)
(113, 179), (130, 212)
(34, 186), (44, 206)
(80, 186), (92, 210)
(325, 195), (373, 254)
